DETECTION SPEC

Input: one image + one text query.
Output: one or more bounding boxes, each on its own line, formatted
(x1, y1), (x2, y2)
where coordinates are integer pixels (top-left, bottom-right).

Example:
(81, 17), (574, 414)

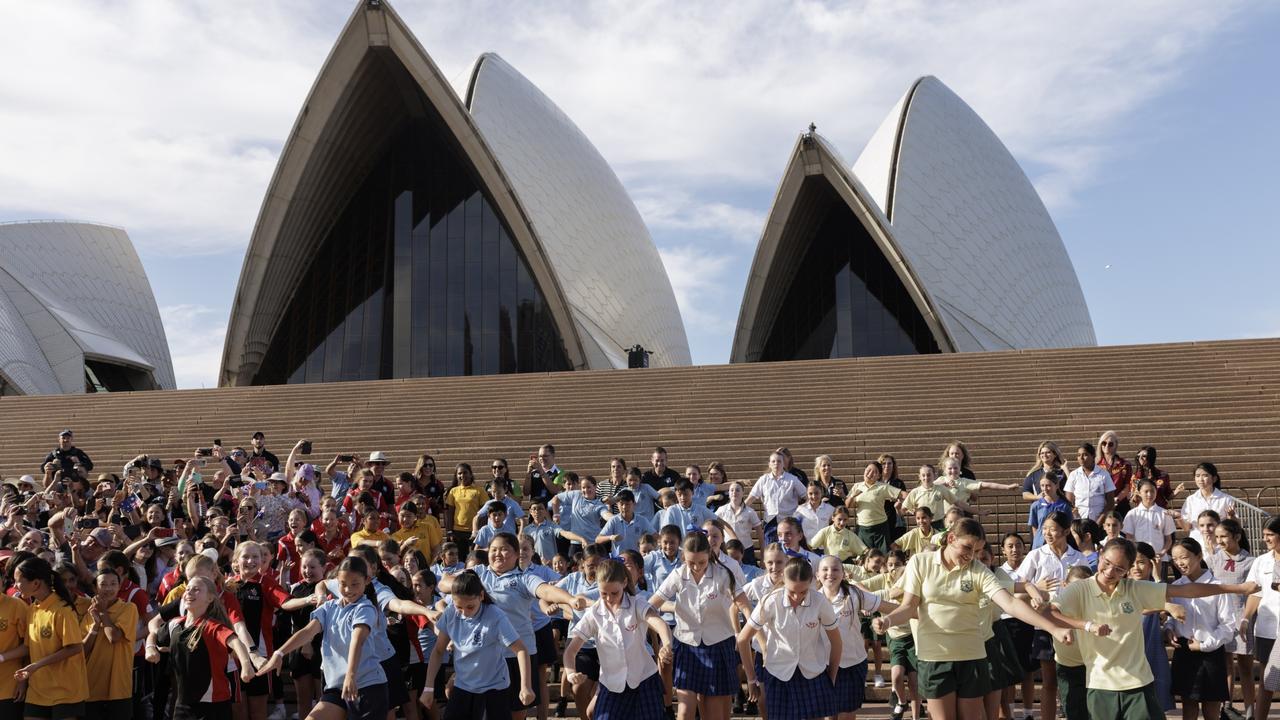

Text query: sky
(0, 1), (1277, 389)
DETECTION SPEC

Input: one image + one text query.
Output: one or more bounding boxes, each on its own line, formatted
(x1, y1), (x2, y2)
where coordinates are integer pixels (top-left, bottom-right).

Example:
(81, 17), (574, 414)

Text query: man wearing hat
(43, 429), (94, 476)
(248, 431), (280, 473)
(367, 451), (396, 509)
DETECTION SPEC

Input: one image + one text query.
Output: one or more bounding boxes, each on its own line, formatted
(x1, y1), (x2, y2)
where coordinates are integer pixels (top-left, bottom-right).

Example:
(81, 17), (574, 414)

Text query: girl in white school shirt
(649, 531), (751, 720)
(1238, 516), (1280, 719)
(1168, 537), (1238, 720)
(872, 518), (1072, 720)
(737, 558), (841, 720)
(818, 555), (899, 720)
(564, 560), (674, 720)
(1208, 518), (1255, 716)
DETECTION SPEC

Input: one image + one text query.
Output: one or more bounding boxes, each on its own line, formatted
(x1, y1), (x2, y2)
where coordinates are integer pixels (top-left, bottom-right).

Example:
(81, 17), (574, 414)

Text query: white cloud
(159, 304), (227, 389)
(658, 245), (738, 336)
(634, 188), (765, 246)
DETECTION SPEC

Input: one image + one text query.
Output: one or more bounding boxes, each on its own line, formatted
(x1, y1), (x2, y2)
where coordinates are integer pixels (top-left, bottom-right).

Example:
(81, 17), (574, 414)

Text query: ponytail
(16, 556), (76, 608)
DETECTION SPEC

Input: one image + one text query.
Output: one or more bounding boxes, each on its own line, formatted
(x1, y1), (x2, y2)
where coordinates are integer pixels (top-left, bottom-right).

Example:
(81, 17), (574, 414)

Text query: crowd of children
(0, 434), (1276, 720)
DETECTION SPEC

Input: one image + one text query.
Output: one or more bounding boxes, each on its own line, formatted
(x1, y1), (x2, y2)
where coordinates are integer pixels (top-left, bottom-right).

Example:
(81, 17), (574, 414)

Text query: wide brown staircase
(3, 337), (1280, 535)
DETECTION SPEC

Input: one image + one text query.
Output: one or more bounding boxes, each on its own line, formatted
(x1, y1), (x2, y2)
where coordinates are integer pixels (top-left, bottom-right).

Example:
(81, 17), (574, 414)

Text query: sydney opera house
(0, 0), (1094, 395)
(0, 221), (175, 395)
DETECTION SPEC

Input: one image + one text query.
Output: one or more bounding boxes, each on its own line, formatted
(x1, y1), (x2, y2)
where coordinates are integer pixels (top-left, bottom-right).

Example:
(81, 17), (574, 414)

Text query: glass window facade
(251, 98), (570, 385)
(84, 360), (156, 393)
(759, 182), (940, 361)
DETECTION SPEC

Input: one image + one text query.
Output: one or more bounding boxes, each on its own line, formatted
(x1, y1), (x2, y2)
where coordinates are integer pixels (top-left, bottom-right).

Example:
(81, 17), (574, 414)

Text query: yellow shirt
(350, 529), (393, 547)
(858, 571), (895, 593)
(895, 527), (933, 555)
(902, 485), (957, 518)
(847, 481), (901, 527)
(876, 573), (912, 639)
(392, 516), (443, 555)
(164, 583), (186, 606)
(1055, 577), (1166, 691)
(445, 485), (490, 531)
(978, 567), (1014, 641)
(943, 480), (982, 513)
(82, 600), (138, 701)
(26, 593), (90, 706)
(0, 594), (30, 701)
(901, 549), (1004, 662)
(811, 526), (867, 561)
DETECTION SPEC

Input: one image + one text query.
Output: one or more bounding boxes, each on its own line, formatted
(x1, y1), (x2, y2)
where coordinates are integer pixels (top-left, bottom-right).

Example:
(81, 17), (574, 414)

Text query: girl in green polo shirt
(872, 518), (1072, 720)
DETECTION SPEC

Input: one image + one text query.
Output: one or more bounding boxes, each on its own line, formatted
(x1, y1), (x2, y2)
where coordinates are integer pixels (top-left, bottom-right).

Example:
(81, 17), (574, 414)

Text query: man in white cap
(366, 451), (396, 508)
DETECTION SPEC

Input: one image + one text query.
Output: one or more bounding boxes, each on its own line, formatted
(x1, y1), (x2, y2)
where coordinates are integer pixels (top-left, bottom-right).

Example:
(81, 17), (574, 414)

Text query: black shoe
(664, 708), (675, 720)
(745, 700), (758, 715)
(554, 698), (568, 717)
(891, 703), (907, 720)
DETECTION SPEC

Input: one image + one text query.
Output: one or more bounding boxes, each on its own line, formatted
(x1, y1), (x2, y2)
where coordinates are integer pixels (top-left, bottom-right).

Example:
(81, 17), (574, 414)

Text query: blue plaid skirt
(673, 637), (740, 696)
(594, 671), (665, 720)
(833, 660), (867, 712)
(763, 668), (836, 720)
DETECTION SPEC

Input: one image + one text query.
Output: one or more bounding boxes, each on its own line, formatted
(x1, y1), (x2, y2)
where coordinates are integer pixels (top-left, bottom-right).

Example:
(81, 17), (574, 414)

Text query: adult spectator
(845, 461), (907, 552)
(325, 453), (362, 500)
(597, 457), (627, 502)
(776, 447), (808, 485)
(1132, 446), (1176, 508)
(748, 450), (807, 545)
(1063, 442), (1115, 522)
(412, 454), (446, 518)
(1021, 442), (1067, 502)
(939, 440), (977, 480)
(641, 446), (681, 491)
(813, 454), (847, 504)
(43, 429), (93, 476)
(443, 463), (489, 555)
(488, 457), (518, 497)
(364, 451), (397, 509)
(247, 431), (279, 473)
(1097, 430), (1134, 516)
(879, 452), (907, 540)
(526, 443), (565, 500)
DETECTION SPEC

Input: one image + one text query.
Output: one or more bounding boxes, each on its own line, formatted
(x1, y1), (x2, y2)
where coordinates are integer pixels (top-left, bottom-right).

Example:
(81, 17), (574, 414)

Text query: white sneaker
(873, 673), (887, 688)
(267, 703), (286, 720)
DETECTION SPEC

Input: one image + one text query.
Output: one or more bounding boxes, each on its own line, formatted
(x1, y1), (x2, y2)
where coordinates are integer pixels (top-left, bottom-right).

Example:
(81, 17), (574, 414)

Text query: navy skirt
(763, 669), (836, 720)
(673, 637), (740, 696)
(594, 671), (666, 720)
(832, 660), (868, 713)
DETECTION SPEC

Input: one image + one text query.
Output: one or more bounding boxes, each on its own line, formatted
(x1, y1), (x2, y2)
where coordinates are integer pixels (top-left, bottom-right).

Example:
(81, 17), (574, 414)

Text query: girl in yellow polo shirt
(81, 570), (139, 720)
(13, 556), (90, 719)
(872, 518), (1071, 720)
(0, 577), (31, 720)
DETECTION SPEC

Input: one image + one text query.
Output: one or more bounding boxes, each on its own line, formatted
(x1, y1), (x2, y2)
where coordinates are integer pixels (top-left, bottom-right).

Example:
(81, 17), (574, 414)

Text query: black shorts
(534, 623), (558, 665)
(1257, 635), (1275, 663)
(23, 702), (86, 720)
(506, 656), (539, 710)
(240, 669), (270, 697)
(173, 701), (233, 720)
(86, 699), (133, 720)
(319, 683), (388, 720)
(1172, 646), (1229, 701)
(574, 647), (601, 682)
(288, 648), (323, 679)
(381, 656), (410, 707)
(550, 617), (570, 640)
(444, 687), (507, 720)
(407, 663), (427, 693)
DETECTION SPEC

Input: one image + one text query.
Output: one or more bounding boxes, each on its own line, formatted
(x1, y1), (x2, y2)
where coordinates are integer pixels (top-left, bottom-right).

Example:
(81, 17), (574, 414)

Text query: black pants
(444, 687), (508, 720)
(451, 529), (473, 558)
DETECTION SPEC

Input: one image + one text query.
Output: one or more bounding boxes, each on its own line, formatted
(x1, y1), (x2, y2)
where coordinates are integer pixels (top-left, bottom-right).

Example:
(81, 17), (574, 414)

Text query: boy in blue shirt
(597, 489), (654, 553)
(521, 501), (561, 563)
(656, 479), (714, 537)
(473, 480), (525, 535)
(473, 502), (507, 549)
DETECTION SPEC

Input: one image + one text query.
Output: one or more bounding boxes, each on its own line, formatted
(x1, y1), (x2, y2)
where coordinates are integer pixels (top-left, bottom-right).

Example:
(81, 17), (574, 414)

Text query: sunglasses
(1101, 441), (1116, 447)
(491, 465), (506, 470)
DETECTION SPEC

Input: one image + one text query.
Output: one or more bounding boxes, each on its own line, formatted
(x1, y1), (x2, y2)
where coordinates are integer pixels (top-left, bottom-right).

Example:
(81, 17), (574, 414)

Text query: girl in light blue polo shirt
(255, 555), (387, 720)
(423, 570), (534, 720)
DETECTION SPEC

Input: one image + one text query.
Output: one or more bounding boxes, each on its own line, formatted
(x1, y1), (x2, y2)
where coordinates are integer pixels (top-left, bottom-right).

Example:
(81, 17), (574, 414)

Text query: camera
(337, 454), (355, 463)
(300, 440), (313, 455)
(197, 448), (214, 457)
(76, 517), (99, 529)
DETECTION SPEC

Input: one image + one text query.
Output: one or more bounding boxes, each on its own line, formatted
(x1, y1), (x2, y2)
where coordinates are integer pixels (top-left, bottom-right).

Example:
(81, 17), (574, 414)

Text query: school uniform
(847, 481), (902, 551)
(434, 603), (522, 720)
(1245, 553), (1280, 662)
(997, 561), (1037, 675)
(599, 513), (655, 553)
(625, 483), (662, 524)
(1055, 577), (1168, 719)
(1121, 502), (1175, 558)
(1063, 465), (1116, 520)
(715, 502), (761, 560)
(558, 490), (609, 547)
(1027, 496), (1073, 548)
(570, 594), (665, 720)
(1054, 623), (1088, 720)
(810, 525), (867, 562)
(749, 472), (807, 543)
(895, 526), (933, 555)
(749, 588), (838, 720)
(523, 563), (562, 665)
(653, 561), (745, 696)
(473, 523), (500, 549)
(312, 597), (389, 720)
(901, 550), (1006, 699)
(979, 567), (1023, 691)
(1015, 543), (1089, 660)
(1208, 548), (1254, 655)
(826, 585), (882, 714)
(474, 496), (526, 534)
(876, 573), (917, 675)
(941, 479), (982, 515)
(323, 578), (402, 707)
(741, 563), (764, 583)
(473, 564), (554, 710)
(521, 520), (560, 564)
(1181, 489), (1235, 531)
(656, 503), (714, 538)
(795, 502), (834, 542)
(24, 593), (90, 716)
(556, 571), (603, 681)
(0, 593), (30, 719)
(165, 615), (238, 720)
(83, 600), (139, 720)
(1168, 571), (1235, 702)
(902, 485), (957, 526)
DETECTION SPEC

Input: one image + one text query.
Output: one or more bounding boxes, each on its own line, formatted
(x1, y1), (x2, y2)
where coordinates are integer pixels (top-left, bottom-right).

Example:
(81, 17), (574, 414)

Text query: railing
(1232, 495), (1273, 557)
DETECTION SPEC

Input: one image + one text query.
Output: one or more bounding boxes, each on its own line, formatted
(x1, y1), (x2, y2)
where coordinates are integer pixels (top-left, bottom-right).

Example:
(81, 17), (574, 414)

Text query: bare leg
(1038, 660), (1058, 719)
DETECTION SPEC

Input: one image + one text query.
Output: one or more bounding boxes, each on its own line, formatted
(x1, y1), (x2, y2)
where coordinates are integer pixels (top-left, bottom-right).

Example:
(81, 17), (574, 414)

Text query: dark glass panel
(759, 182), (939, 361)
(250, 58), (569, 385)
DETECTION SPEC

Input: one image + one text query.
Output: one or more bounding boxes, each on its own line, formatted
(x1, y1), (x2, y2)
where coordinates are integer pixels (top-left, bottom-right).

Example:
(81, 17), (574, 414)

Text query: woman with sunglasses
(1096, 431), (1134, 517)
(489, 458), (520, 498)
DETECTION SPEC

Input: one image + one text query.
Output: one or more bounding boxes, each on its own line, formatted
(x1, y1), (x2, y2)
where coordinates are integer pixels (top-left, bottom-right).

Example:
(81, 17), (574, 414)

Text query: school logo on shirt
(0, 617), (7, 631)
(706, 591), (718, 600)
(960, 579), (974, 593)
(1121, 602), (1135, 614)
(805, 621), (818, 628)
(469, 627), (485, 645)
(41, 625), (53, 638)
(624, 618), (638, 632)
